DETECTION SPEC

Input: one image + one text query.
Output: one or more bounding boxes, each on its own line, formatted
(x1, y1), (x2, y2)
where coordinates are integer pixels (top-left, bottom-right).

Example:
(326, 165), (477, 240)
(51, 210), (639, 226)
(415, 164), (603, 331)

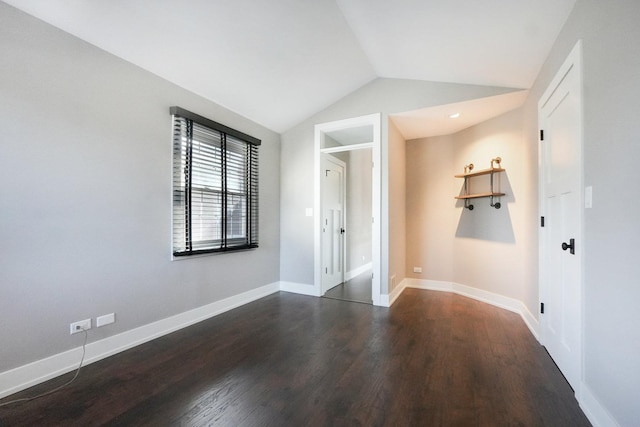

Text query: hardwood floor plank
(0, 289), (590, 426)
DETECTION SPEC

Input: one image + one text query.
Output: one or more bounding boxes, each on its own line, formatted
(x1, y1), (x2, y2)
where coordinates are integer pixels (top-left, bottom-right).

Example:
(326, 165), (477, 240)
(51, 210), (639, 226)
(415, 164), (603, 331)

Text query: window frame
(171, 106), (260, 257)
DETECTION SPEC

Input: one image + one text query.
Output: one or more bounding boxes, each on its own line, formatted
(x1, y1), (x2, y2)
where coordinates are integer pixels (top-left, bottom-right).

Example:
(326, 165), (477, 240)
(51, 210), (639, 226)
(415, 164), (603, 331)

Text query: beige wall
(451, 109), (528, 301)
(387, 120), (406, 292)
(406, 109), (530, 304)
(406, 134), (455, 282)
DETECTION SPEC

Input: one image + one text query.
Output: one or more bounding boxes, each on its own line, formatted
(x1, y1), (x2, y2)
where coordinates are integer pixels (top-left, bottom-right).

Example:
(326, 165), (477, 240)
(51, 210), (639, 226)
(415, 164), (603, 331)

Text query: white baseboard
(580, 383), (620, 427)
(345, 262), (372, 281)
(384, 278), (539, 340)
(0, 282), (280, 400)
(279, 281), (319, 297)
(379, 278), (408, 307)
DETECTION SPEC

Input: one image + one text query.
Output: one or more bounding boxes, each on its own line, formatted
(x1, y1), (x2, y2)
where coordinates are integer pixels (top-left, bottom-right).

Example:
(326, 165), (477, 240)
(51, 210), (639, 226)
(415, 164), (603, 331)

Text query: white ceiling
(3, 0), (576, 135)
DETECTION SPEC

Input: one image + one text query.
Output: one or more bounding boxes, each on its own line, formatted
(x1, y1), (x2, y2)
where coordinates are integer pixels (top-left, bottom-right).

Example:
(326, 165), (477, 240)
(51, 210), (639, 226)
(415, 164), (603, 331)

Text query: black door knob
(561, 238), (575, 255)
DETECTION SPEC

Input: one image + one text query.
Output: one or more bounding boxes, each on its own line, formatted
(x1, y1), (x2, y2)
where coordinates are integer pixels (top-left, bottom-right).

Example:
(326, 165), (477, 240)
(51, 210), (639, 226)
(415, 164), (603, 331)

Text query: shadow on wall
(455, 173), (515, 243)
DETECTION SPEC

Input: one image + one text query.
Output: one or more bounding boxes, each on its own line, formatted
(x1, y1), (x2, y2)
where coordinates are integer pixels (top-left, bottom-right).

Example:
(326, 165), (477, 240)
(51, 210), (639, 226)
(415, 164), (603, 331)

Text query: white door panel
(539, 41), (583, 393)
(322, 156), (345, 293)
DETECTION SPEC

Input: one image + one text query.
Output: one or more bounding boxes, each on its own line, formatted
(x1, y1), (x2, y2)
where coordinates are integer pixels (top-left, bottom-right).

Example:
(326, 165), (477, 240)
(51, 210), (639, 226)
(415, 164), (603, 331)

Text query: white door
(539, 41), (583, 392)
(322, 156), (345, 293)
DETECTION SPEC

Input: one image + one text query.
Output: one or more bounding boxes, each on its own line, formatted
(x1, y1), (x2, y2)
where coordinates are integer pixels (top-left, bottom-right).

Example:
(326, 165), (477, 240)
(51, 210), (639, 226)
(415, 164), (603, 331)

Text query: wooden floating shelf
(455, 192), (505, 200)
(454, 167), (505, 179)
(455, 159), (505, 209)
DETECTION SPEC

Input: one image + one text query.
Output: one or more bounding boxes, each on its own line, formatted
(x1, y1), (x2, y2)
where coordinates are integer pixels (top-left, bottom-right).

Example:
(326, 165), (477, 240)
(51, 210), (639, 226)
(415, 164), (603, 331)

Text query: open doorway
(321, 154), (347, 294)
(314, 113), (381, 305)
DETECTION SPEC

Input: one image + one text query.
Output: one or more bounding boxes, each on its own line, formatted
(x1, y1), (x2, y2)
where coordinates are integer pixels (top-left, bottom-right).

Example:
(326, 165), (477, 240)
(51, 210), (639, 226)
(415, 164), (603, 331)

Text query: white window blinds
(171, 107), (259, 256)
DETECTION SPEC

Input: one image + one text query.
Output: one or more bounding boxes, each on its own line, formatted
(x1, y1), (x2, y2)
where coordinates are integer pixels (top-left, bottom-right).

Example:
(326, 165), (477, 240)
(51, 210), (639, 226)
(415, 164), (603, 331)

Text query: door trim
(538, 39), (584, 396)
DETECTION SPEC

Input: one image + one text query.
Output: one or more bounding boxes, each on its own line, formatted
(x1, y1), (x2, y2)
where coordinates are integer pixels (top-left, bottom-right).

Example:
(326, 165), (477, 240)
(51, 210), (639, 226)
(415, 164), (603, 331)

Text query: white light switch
(96, 313), (115, 327)
(305, 208), (313, 217)
(585, 186), (592, 209)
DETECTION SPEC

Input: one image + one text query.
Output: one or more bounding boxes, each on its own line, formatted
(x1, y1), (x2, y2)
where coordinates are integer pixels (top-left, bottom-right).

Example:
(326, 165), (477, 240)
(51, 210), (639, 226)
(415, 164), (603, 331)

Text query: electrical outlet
(70, 319), (91, 335)
(413, 267), (422, 273)
(96, 313), (115, 327)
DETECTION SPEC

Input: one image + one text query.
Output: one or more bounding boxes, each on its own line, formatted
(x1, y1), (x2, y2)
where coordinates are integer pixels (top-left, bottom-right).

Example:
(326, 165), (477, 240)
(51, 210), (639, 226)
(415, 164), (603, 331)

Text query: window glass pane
(226, 136), (247, 193)
(226, 195), (246, 240)
(191, 129), (222, 191)
(191, 189), (222, 245)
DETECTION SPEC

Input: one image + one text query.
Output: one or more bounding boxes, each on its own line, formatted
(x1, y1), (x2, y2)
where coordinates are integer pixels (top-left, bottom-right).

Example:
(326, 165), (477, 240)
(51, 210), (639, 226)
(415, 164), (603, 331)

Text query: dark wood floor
(323, 270), (372, 304)
(0, 289), (590, 426)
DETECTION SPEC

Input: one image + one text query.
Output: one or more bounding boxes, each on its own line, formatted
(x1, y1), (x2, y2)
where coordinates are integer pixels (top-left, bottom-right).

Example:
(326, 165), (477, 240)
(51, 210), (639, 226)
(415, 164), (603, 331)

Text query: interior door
(539, 42), (583, 392)
(322, 155), (345, 293)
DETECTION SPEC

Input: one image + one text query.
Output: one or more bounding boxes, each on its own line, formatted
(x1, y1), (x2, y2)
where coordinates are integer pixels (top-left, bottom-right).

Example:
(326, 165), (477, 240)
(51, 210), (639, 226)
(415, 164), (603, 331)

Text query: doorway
(322, 149), (373, 304)
(538, 40), (584, 394)
(321, 155), (346, 294)
(314, 113), (381, 305)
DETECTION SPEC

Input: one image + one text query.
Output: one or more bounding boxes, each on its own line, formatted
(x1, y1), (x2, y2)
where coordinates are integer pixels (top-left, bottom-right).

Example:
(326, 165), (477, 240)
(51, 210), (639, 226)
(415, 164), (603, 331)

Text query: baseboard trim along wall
(383, 278), (540, 340)
(278, 281), (319, 297)
(345, 262), (372, 282)
(0, 282), (280, 400)
(580, 383), (621, 427)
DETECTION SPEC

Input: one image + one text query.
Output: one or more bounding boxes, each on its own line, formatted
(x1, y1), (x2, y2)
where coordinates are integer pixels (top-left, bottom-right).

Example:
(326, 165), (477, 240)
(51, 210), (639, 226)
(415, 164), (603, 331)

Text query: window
(171, 106), (259, 256)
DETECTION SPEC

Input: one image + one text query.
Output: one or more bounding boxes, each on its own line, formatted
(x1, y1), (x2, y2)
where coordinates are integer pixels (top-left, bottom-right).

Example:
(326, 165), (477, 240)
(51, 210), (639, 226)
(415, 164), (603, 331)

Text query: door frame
(538, 40), (584, 395)
(321, 154), (347, 294)
(314, 113), (381, 305)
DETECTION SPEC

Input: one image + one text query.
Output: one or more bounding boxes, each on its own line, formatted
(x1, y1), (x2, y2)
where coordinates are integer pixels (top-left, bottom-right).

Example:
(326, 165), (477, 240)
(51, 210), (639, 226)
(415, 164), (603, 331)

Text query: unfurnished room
(1, 1), (639, 426)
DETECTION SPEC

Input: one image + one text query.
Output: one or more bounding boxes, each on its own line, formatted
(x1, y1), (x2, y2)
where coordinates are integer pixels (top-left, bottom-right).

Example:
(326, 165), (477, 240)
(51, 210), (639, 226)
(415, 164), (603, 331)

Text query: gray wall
(0, 4), (280, 372)
(522, 0), (640, 424)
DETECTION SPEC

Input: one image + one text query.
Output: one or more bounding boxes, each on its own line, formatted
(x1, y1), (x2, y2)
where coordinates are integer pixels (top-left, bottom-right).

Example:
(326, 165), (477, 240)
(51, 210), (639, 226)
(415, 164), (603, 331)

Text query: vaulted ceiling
(3, 0), (576, 134)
